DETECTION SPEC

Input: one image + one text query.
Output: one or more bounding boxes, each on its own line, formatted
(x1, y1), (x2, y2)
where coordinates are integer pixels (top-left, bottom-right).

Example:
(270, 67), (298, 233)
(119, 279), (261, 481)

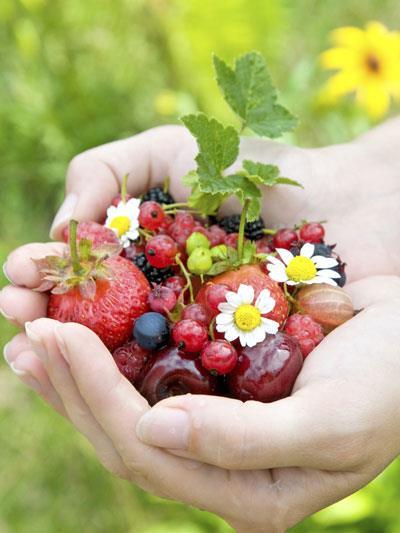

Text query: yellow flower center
(286, 256), (317, 282)
(234, 304), (261, 331)
(109, 216), (131, 237)
(365, 53), (381, 74)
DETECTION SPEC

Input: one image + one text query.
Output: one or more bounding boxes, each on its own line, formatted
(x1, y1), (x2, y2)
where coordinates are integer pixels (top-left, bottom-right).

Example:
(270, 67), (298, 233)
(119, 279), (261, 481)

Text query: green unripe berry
(187, 248), (212, 275)
(186, 231), (210, 255)
(210, 244), (228, 261)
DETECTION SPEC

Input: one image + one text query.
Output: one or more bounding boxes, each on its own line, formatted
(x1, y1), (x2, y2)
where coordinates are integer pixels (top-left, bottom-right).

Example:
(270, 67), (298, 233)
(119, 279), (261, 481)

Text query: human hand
(1, 120), (400, 531)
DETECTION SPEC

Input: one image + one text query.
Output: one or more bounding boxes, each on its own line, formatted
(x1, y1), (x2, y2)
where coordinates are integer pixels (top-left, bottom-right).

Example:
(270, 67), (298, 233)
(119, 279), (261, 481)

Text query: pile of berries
(38, 185), (354, 406)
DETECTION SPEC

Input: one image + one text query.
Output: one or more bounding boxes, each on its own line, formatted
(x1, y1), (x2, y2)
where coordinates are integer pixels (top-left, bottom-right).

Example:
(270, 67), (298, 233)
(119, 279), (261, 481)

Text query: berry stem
(208, 318), (216, 341)
(175, 255), (194, 303)
(163, 176), (170, 193)
(69, 220), (82, 274)
(121, 173), (129, 203)
(283, 283), (297, 312)
(237, 199), (250, 262)
(263, 228), (277, 235)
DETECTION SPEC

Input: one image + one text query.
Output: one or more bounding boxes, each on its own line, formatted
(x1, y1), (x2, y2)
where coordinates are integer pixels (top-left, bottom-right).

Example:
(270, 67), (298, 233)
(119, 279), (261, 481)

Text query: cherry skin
(201, 340), (238, 374)
(299, 222), (325, 243)
(139, 201), (165, 231)
(138, 346), (218, 406)
(145, 235), (177, 268)
(163, 275), (186, 296)
(182, 303), (208, 326)
(172, 319), (208, 353)
(228, 333), (303, 403)
(273, 228), (298, 250)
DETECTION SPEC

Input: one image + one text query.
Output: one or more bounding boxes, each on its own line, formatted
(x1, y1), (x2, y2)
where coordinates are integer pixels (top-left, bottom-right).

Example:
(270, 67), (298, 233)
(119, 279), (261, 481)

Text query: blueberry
(133, 312), (170, 351)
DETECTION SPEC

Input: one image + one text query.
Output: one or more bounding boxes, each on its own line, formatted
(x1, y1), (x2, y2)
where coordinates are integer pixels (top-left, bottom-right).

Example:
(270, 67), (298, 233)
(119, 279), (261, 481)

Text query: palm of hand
(1, 125), (400, 532)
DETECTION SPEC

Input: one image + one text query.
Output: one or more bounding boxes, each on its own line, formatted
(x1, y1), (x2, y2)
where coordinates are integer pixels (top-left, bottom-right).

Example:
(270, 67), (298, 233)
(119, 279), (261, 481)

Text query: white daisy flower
(105, 198), (141, 247)
(267, 242), (341, 286)
(216, 284), (279, 348)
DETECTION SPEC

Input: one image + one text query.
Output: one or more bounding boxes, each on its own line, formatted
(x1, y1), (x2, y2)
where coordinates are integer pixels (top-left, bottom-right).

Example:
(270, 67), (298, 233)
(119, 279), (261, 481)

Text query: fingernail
(25, 322), (47, 362)
(9, 360), (42, 393)
(50, 193), (78, 239)
(3, 341), (12, 365)
(54, 325), (69, 363)
(0, 306), (17, 323)
(2, 262), (14, 285)
(136, 408), (190, 450)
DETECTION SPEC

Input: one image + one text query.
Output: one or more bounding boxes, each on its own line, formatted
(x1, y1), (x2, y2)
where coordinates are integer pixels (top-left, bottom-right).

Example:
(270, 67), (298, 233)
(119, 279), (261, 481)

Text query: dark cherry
(138, 346), (218, 406)
(228, 333), (303, 403)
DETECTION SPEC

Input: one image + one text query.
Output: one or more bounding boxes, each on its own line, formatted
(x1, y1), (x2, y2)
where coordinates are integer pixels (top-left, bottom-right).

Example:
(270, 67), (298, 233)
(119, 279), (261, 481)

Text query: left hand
(3, 272), (400, 532)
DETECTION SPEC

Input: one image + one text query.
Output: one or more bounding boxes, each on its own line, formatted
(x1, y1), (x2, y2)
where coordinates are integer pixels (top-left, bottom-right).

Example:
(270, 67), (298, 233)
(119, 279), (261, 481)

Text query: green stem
(175, 255), (194, 303)
(121, 173), (129, 203)
(69, 220), (82, 274)
(163, 176), (170, 193)
(237, 199), (250, 262)
(208, 317), (216, 341)
(164, 202), (189, 210)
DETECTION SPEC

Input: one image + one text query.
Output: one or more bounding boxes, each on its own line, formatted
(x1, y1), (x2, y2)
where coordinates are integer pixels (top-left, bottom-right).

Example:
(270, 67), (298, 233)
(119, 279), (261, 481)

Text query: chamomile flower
(105, 198), (141, 247)
(267, 243), (340, 286)
(216, 284), (279, 348)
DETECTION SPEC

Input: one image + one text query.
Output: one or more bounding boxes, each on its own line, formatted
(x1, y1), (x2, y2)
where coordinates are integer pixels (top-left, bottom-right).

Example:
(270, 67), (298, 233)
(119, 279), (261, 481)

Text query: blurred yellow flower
(320, 22), (400, 118)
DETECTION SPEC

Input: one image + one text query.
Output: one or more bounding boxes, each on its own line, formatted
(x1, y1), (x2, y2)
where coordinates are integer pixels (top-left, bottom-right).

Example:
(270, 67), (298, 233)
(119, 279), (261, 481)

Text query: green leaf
(181, 113), (239, 179)
(213, 52), (298, 138)
(242, 160), (303, 188)
(275, 177), (303, 188)
(242, 240), (257, 264)
(206, 261), (231, 276)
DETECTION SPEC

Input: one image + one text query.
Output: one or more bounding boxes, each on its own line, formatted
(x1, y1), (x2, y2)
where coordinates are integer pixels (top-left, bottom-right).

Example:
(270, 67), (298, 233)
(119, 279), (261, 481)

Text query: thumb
(50, 126), (193, 239)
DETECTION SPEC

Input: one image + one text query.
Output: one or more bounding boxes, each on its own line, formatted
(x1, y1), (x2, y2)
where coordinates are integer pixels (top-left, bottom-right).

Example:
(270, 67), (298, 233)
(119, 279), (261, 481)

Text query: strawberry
(196, 264), (288, 327)
(61, 221), (119, 248)
(38, 220), (150, 351)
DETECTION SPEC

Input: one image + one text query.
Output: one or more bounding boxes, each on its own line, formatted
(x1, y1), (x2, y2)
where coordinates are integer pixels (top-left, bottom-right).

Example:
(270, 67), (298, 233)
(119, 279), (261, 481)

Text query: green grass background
(1, 0), (400, 531)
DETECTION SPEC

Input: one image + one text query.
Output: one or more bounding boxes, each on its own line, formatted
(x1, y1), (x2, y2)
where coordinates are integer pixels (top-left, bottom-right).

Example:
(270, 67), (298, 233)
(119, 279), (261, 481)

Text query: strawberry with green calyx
(37, 220), (151, 351)
(181, 51), (303, 270)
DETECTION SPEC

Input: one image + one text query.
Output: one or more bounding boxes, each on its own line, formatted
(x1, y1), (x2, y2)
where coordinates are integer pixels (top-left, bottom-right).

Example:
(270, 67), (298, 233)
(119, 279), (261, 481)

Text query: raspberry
(218, 214), (265, 240)
(145, 235), (177, 268)
(207, 225), (226, 246)
(224, 232), (239, 248)
(182, 303), (208, 326)
(148, 284), (177, 314)
(132, 253), (174, 284)
(273, 228), (298, 250)
(201, 340), (238, 374)
(299, 222), (325, 243)
(139, 201), (165, 231)
(172, 319), (208, 353)
(283, 313), (324, 358)
(141, 186), (175, 205)
(163, 275), (186, 296)
(113, 341), (149, 385)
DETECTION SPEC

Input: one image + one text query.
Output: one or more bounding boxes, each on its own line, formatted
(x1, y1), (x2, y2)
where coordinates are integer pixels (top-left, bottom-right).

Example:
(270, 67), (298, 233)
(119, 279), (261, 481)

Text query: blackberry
(218, 214), (265, 240)
(141, 187), (175, 205)
(132, 253), (174, 284)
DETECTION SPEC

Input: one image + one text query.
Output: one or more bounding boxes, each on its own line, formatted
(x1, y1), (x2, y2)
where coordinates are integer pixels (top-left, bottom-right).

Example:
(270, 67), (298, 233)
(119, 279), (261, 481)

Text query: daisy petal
(225, 325), (240, 342)
(320, 269), (341, 278)
(314, 276), (337, 286)
(239, 332), (248, 347)
(261, 317), (279, 334)
(267, 264), (288, 283)
(300, 242), (315, 258)
(252, 325), (267, 344)
(237, 284), (254, 304)
(276, 248), (294, 265)
(218, 302), (236, 313)
(266, 255), (282, 266)
(256, 290), (276, 314)
(216, 313), (234, 325)
(226, 291), (242, 308)
(312, 256), (338, 269)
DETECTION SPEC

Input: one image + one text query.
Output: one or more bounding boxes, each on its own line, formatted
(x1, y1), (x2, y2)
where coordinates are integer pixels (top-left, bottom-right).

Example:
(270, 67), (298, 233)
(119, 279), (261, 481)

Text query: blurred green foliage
(1, 0), (400, 531)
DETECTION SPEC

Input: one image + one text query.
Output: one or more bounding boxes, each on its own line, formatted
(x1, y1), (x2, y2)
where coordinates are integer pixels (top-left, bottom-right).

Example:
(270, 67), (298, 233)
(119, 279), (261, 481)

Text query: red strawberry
(62, 221), (119, 248)
(39, 221), (150, 351)
(196, 264), (288, 327)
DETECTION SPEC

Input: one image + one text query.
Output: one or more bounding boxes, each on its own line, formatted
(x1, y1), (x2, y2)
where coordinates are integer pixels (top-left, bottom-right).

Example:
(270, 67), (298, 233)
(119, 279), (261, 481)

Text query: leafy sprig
(181, 51), (302, 264)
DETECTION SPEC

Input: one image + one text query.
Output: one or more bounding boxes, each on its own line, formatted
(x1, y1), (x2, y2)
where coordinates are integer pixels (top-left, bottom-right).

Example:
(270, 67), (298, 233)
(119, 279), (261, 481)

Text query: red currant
(273, 228), (298, 249)
(139, 201), (165, 231)
(148, 285), (177, 314)
(201, 340), (238, 374)
(299, 222), (325, 243)
(158, 215), (174, 234)
(224, 232), (239, 248)
(208, 225), (227, 247)
(174, 212), (195, 230)
(182, 303), (208, 326)
(111, 192), (132, 207)
(163, 275), (186, 296)
(168, 222), (193, 248)
(145, 235), (177, 268)
(172, 319), (208, 353)
(205, 283), (230, 314)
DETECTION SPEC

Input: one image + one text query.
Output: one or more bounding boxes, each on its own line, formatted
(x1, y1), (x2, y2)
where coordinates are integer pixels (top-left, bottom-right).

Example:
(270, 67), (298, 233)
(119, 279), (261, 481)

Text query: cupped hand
(1, 120), (400, 532)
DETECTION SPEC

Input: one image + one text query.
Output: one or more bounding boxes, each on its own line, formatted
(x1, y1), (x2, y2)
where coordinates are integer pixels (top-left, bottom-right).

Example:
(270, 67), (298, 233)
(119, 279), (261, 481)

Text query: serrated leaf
(242, 240), (257, 264)
(242, 160), (280, 186)
(206, 261), (231, 276)
(275, 177), (303, 188)
(213, 52), (297, 138)
(181, 113), (239, 179)
(187, 186), (226, 215)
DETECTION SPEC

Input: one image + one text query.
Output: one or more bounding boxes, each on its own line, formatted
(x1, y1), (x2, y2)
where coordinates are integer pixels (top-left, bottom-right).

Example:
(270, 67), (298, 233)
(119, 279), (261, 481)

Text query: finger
(4, 333), (67, 417)
(25, 319), (131, 480)
(50, 126), (195, 239)
(136, 294), (400, 471)
(3, 242), (67, 288)
(345, 274), (400, 308)
(0, 285), (48, 326)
